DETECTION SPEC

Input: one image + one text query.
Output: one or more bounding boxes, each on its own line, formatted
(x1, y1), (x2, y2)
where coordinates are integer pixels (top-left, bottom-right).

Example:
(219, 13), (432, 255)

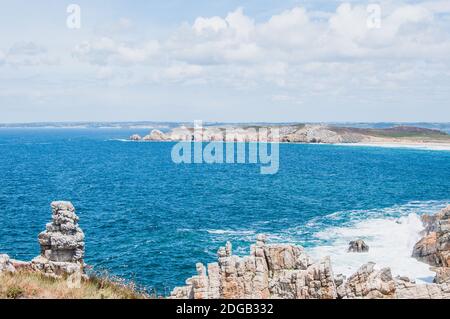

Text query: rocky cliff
(170, 206), (450, 299)
(129, 124), (450, 145)
(2, 202), (450, 299)
(413, 205), (450, 281)
(130, 125), (367, 144)
(0, 201), (85, 278)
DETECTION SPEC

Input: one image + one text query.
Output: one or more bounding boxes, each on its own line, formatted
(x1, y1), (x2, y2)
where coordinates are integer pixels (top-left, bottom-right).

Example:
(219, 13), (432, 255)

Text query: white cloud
(73, 37), (160, 66)
(193, 16), (228, 34)
(0, 50), (5, 65)
(271, 94), (303, 105)
(9, 41), (46, 56)
(0, 41), (58, 66)
(162, 63), (204, 82)
(71, 3), (450, 92)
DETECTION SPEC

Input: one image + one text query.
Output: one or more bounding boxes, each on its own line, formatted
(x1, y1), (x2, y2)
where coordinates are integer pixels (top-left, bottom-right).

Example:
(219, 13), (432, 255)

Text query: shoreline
(122, 138), (450, 152)
(338, 142), (450, 151)
(2, 201), (450, 299)
(169, 204), (450, 299)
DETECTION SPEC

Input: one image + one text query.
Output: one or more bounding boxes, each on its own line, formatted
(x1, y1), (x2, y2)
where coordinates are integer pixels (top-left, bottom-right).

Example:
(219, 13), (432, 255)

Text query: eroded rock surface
(342, 263), (396, 299)
(129, 134), (142, 141)
(31, 201), (85, 277)
(171, 232), (450, 299)
(143, 129), (170, 141)
(0, 254), (16, 273)
(395, 278), (450, 299)
(170, 235), (337, 299)
(413, 205), (450, 267)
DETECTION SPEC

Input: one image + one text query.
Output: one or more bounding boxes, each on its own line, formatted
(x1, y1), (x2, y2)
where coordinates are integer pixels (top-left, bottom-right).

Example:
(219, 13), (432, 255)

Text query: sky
(0, 0), (449, 123)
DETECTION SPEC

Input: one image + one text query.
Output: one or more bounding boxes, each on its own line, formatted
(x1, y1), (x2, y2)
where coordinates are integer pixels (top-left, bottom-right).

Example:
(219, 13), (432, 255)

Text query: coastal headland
(130, 124), (450, 150)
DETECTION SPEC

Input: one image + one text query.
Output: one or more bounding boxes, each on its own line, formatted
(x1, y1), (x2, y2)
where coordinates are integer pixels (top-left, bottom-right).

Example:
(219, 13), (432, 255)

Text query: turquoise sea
(0, 128), (449, 293)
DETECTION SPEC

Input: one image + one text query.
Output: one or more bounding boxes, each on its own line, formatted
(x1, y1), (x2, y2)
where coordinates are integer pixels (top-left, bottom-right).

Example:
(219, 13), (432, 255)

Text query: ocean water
(0, 129), (449, 293)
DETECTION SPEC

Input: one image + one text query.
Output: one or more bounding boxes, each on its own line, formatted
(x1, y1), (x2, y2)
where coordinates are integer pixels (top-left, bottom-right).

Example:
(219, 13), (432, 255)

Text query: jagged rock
(31, 201), (85, 277)
(170, 236), (337, 299)
(433, 267), (450, 284)
(413, 205), (450, 267)
(169, 126), (194, 141)
(395, 277), (450, 299)
(0, 254), (16, 273)
(129, 134), (142, 141)
(348, 240), (369, 253)
(285, 125), (343, 144)
(334, 274), (347, 299)
(10, 259), (31, 271)
(342, 262), (396, 299)
(142, 129), (170, 141)
(421, 213), (442, 234)
(412, 232), (439, 265)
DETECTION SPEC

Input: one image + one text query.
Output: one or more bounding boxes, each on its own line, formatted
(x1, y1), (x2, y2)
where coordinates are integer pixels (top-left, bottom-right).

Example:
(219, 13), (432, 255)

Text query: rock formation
(170, 235), (337, 299)
(413, 205), (450, 267)
(129, 134), (142, 141)
(283, 125), (344, 143)
(348, 240), (369, 253)
(340, 263), (396, 298)
(433, 267), (450, 284)
(170, 233), (450, 299)
(31, 201), (85, 277)
(395, 277), (450, 299)
(3, 200), (450, 299)
(143, 129), (170, 141)
(129, 124), (367, 144)
(0, 254), (16, 273)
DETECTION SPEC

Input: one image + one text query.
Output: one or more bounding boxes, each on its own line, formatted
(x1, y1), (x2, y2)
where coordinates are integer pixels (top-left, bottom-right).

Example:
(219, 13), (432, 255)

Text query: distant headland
(129, 123), (450, 150)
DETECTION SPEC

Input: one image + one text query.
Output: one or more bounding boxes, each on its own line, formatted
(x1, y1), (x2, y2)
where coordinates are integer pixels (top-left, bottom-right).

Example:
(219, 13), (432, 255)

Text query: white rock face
(31, 201), (85, 277)
(143, 129), (170, 141)
(129, 134), (142, 141)
(0, 254), (16, 273)
(130, 124), (368, 144)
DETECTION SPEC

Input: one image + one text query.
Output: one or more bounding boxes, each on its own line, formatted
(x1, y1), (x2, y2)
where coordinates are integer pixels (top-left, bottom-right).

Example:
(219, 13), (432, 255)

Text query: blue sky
(0, 0), (449, 123)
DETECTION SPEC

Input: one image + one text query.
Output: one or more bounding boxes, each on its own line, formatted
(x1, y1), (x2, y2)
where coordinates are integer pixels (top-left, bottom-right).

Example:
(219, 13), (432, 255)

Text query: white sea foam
(307, 213), (436, 283)
(107, 139), (133, 142)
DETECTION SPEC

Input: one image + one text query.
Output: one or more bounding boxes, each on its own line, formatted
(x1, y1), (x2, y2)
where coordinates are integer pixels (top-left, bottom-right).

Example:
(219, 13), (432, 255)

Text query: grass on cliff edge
(0, 270), (152, 299)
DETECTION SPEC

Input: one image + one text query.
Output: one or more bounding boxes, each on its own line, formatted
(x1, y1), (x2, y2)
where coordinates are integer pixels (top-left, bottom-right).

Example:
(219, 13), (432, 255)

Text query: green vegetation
(0, 270), (151, 299)
(331, 125), (450, 141)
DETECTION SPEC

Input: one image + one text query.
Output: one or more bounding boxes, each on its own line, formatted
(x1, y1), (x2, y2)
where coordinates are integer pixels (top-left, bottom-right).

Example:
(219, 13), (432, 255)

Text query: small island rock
(348, 240), (369, 253)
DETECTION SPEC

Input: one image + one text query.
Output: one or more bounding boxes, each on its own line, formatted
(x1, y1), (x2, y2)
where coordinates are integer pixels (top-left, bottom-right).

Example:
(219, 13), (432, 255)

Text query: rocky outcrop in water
(348, 240), (369, 253)
(413, 205), (450, 267)
(31, 201), (85, 277)
(170, 232), (450, 299)
(143, 129), (170, 141)
(170, 235), (338, 299)
(129, 134), (142, 141)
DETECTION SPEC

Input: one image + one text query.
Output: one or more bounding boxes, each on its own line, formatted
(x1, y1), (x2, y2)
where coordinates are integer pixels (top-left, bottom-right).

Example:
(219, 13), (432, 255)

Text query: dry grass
(0, 270), (151, 299)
